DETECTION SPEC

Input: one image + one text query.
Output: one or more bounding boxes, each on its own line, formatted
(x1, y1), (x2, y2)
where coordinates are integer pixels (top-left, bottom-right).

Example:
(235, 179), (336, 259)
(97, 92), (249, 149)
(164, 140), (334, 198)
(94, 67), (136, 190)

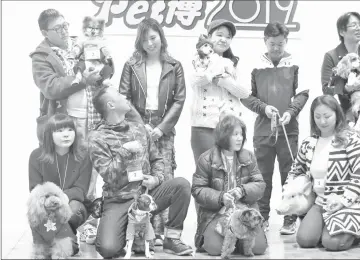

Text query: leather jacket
(119, 56), (186, 135)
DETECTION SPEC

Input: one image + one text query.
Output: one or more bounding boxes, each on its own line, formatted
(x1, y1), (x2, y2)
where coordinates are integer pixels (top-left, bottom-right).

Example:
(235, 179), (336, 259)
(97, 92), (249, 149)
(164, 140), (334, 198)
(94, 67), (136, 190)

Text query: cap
(207, 19), (236, 37)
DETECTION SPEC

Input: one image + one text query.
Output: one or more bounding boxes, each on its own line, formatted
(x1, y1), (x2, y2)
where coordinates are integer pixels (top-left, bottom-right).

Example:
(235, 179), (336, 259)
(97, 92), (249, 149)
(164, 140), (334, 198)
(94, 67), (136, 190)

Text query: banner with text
(92, 0), (300, 36)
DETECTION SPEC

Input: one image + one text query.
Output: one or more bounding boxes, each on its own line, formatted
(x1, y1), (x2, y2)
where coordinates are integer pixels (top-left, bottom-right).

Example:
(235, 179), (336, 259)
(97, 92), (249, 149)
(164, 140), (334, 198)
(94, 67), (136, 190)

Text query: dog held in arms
(216, 203), (264, 259)
(27, 182), (75, 259)
(124, 193), (157, 259)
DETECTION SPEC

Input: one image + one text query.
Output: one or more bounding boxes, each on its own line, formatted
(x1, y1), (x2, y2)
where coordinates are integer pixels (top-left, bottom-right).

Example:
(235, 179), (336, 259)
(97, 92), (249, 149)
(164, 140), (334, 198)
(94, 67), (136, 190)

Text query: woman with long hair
(119, 18), (186, 246)
(28, 113), (92, 254)
(287, 95), (360, 251)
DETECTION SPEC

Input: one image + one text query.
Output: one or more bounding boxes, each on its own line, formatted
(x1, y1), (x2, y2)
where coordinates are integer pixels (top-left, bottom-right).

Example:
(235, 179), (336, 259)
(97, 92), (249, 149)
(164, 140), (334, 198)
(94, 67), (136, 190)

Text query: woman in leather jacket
(119, 18), (186, 245)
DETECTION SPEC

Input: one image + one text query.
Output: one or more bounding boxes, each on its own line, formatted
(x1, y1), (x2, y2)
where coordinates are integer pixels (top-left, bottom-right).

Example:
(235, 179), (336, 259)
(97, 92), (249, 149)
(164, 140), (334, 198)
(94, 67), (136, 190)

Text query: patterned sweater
(286, 131), (360, 236)
(88, 120), (164, 201)
(242, 52), (309, 136)
(189, 54), (251, 129)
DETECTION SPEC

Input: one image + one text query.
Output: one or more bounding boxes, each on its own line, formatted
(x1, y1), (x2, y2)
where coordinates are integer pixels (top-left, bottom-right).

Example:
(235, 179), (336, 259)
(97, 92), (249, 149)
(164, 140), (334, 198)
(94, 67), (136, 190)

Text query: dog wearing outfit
(124, 193), (157, 259)
(220, 205), (264, 259)
(27, 182), (75, 259)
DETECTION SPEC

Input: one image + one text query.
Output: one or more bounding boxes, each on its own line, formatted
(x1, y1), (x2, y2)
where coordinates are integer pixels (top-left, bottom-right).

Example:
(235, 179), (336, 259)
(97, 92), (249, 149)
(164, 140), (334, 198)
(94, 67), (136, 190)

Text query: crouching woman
(191, 114), (267, 256)
(287, 95), (360, 251)
(29, 114), (92, 254)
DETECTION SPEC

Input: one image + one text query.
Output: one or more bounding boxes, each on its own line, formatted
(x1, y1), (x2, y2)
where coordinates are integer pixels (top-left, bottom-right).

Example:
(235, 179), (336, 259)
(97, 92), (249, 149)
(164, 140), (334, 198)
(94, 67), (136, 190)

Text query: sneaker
(263, 220), (269, 232)
(279, 218), (297, 235)
(79, 224), (97, 245)
(155, 234), (164, 246)
(163, 238), (194, 256)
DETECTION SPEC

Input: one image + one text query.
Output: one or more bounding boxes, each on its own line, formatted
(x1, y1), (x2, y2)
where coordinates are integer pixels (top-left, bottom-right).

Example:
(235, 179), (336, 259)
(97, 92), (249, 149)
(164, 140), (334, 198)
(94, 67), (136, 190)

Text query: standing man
(321, 11), (360, 114)
(242, 22), (309, 235)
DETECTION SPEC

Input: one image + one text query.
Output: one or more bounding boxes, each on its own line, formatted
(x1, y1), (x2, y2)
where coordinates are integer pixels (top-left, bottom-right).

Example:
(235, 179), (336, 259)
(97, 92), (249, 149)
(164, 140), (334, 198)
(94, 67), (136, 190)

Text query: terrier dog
(220, 206), (264, 259)
(124, 193), (157, 259)
(71, 16), (114, 85)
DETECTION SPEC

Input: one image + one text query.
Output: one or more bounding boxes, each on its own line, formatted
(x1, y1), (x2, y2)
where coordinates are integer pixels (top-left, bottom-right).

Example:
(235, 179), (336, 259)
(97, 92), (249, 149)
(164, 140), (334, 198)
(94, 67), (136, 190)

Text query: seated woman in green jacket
(29, 113), (92, 254)
(191, 114), (267, 256)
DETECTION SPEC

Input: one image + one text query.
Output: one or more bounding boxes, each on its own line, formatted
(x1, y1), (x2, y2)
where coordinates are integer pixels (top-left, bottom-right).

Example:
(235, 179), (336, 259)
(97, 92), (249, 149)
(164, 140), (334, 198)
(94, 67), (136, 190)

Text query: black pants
(253, 135), (298, 222)
(95, 177), (191, 259)
(68, 200), (88, 234)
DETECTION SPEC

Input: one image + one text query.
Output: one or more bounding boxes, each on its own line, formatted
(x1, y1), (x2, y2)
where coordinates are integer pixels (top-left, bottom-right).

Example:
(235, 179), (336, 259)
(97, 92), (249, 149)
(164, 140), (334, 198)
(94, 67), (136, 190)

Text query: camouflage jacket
(88, 119), (164, 201)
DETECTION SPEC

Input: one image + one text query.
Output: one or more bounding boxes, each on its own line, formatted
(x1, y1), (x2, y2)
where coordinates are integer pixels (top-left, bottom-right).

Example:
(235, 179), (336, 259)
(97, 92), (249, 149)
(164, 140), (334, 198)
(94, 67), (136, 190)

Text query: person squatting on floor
(87, 85), (194, 258)
(287, 95), (360, 251)
(192, 114), (268, 256)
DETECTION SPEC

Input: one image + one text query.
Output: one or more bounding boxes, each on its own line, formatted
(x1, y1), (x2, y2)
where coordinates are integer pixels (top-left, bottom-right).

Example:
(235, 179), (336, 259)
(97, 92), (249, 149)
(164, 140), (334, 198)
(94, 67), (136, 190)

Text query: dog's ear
(97, 18), (105, 30)
(83, 16), (93, 25)
(27, 184), (48, 227)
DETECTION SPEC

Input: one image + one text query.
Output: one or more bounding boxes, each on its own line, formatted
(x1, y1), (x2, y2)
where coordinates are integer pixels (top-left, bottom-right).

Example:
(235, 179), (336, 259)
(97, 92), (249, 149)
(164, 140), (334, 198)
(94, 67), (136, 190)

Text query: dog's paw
(123, 253), (132, 259)
(221, 253), (230, 259)
(243, 251), (255, 257)
(145, 253), (153, 259)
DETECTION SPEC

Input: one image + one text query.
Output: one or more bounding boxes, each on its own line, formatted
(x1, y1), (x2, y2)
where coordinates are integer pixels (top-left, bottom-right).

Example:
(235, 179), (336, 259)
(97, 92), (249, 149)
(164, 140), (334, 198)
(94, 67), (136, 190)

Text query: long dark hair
(39, 114), (82, 164)
(131, 18), (172, 63)
(310, 95), (352, 147)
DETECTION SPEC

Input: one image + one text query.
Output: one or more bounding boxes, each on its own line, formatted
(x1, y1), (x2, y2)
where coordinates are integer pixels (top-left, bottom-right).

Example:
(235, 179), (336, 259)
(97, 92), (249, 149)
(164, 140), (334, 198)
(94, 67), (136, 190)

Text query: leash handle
(275, 112), (295, 161)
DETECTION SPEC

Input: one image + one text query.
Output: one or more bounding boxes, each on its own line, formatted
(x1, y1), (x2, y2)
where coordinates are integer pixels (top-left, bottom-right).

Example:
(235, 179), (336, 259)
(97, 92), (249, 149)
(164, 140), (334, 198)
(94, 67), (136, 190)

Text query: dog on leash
(124, 193), (157, 259)
(220, 205), (264, 259)
(27, 182), (75, 259)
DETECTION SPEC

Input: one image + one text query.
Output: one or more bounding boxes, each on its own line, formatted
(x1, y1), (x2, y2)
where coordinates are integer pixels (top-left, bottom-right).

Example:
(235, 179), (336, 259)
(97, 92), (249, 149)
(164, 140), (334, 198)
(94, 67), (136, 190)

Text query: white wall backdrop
(2, 0), (360, 257)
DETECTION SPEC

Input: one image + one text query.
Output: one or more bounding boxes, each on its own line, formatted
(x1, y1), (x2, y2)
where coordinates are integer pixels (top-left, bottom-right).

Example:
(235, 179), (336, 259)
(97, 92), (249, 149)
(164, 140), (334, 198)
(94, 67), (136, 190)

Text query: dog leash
(274, 112), (295, 162)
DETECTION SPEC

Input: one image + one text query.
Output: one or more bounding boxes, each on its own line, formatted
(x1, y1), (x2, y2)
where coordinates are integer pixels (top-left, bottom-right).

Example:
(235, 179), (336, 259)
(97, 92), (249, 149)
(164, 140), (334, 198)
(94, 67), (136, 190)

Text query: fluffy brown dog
(333, 53), (360, 128)
(27, 182), (75, 259)
(72, 16), (114, 85)
(220, 206), (264, 259)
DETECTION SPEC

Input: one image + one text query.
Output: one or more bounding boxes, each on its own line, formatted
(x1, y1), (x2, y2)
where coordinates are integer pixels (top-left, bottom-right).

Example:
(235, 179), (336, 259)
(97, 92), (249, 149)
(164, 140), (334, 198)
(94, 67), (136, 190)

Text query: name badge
(127, 164), (144, 182)
(84, 46), (101, 60)
(313, 178), (325, 190)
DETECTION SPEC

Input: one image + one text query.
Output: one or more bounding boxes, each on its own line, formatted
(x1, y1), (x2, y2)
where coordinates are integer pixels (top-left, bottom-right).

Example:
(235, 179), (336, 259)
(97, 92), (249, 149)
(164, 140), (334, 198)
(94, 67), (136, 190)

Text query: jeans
(68, 200), (88, 234)
(95, 177), (191, 258)
(191, 127), (215, 165)
(253, 135), (298, 222)
(296, 204), (356, 251)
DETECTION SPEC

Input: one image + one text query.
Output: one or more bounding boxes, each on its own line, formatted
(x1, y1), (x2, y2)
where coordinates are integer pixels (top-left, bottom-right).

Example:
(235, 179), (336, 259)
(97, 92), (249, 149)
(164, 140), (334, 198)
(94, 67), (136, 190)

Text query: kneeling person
(88, 86), (193, 258)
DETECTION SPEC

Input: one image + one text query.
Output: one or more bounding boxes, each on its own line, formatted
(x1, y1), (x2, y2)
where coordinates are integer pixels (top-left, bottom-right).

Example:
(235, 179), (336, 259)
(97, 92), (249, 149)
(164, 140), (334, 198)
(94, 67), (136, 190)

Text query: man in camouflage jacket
(88, 86), (194, 258)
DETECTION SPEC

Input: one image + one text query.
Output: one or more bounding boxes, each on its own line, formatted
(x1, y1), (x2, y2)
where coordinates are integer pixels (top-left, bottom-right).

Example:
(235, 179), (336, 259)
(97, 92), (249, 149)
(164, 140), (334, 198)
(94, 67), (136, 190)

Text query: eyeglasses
(347, 23), (360, 29)
(48, 22), (69, 33)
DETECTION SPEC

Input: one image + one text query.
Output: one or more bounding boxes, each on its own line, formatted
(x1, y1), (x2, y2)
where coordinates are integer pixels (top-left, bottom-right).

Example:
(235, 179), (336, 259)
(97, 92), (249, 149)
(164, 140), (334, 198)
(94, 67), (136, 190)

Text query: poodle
(27, 182), (76, 259)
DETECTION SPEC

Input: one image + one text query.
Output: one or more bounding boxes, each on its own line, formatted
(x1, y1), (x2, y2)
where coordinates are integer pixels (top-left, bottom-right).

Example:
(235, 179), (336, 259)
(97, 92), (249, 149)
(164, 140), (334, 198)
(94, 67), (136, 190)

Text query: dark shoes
(163, 238), (193, 256)
(280, 216), (297, 235)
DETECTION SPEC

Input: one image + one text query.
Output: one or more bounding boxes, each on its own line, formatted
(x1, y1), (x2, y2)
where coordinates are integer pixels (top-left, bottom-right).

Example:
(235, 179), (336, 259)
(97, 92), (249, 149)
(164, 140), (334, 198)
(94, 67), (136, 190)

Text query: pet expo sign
(91, 0), (300, 34)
